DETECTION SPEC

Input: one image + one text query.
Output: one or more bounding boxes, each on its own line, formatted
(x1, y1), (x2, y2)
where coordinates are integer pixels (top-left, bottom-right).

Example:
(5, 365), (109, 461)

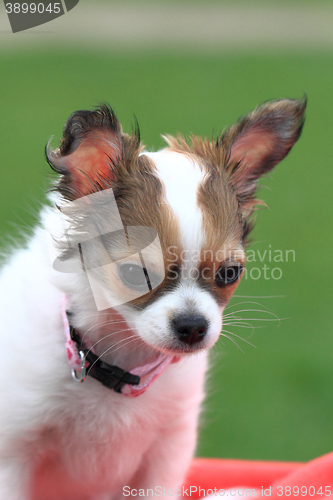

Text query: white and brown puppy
(0, 99), (305, 500)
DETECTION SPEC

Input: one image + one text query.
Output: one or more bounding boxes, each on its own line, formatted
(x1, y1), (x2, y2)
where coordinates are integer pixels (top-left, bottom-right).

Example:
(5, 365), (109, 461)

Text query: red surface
(31, 453), (333, 499)
(183, 455), (333, 499)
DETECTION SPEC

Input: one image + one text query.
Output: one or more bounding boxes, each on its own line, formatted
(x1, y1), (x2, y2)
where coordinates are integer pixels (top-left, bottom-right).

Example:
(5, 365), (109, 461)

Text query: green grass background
(1, 16), (333, 463)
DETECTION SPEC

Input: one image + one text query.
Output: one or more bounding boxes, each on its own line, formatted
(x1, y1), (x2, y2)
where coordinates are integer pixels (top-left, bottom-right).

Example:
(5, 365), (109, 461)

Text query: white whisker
(219, 333), (245, 354)
(80, 319), (129, 342)
(221, 329), (256, 349)
(224, 300), (272, 312)
(102, 337), (142, 358)
(223, 322), (255, 337)
(227, 317), (287, 323)
(86, 327), (135, 356)
(223, 322), (256, 329)
(233, 295), (286, 299)
(87, 335), (139, 372)
(223, 308), (282, 320)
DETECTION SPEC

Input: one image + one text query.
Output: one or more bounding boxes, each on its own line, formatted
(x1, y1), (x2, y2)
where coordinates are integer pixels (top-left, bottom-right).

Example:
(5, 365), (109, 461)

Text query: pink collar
(61, 296), (179, 397)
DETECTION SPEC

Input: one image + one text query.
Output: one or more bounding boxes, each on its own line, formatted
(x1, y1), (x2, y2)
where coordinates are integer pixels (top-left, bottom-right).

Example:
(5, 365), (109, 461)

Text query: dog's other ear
(222, 98), (306, 216)
(47, 105), (132, 200)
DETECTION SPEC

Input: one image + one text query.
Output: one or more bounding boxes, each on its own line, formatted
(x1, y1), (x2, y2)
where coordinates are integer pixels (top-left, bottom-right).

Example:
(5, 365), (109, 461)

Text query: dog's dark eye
(215, 264), (243, 287)
(119, 263), (149, 289)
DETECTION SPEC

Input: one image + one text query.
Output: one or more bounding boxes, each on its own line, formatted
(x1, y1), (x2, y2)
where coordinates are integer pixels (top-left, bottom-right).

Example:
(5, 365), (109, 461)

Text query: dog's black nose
(172, 315), (208, 345)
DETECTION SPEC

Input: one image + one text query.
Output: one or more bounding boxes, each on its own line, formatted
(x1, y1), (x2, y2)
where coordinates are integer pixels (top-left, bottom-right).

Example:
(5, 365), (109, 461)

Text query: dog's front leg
(124, 410), (199, 499)
(0, 456), (30, 500)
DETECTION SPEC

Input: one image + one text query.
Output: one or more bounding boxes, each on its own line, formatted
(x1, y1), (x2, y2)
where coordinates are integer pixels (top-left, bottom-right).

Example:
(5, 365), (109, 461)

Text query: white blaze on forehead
(143, 151), (205, 261)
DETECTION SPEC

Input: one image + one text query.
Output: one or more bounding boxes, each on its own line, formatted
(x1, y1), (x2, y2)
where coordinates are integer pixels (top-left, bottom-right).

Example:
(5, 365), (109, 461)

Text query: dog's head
(47, 99), (305, 359)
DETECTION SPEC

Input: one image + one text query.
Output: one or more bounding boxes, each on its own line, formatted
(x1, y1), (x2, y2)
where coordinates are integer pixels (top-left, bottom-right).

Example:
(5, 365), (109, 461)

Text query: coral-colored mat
(183, 455), (333, 499)
(32, 453), (333, 499)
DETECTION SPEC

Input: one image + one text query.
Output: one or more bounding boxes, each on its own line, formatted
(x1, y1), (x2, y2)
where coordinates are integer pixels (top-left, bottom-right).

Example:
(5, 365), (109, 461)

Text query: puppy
(0, 98), (305, 500)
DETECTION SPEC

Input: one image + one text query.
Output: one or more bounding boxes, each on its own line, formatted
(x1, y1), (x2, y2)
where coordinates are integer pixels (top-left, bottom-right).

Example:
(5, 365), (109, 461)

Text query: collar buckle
(65, 308), (140, 393)
(71, 350), (87, 383)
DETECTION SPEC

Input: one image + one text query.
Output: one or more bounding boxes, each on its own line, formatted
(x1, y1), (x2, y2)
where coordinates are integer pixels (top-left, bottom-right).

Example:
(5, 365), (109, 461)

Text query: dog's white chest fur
(0, 234), (207, 498)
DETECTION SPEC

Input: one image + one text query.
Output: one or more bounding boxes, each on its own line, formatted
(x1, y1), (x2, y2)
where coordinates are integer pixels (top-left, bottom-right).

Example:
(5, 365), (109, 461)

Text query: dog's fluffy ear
(222, 98), (306, 216)
(47, 105), (134, 200)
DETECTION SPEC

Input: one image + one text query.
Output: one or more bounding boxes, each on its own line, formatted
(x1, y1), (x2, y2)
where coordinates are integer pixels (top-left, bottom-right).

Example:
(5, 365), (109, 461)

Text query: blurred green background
(1, 0), (333, 463)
